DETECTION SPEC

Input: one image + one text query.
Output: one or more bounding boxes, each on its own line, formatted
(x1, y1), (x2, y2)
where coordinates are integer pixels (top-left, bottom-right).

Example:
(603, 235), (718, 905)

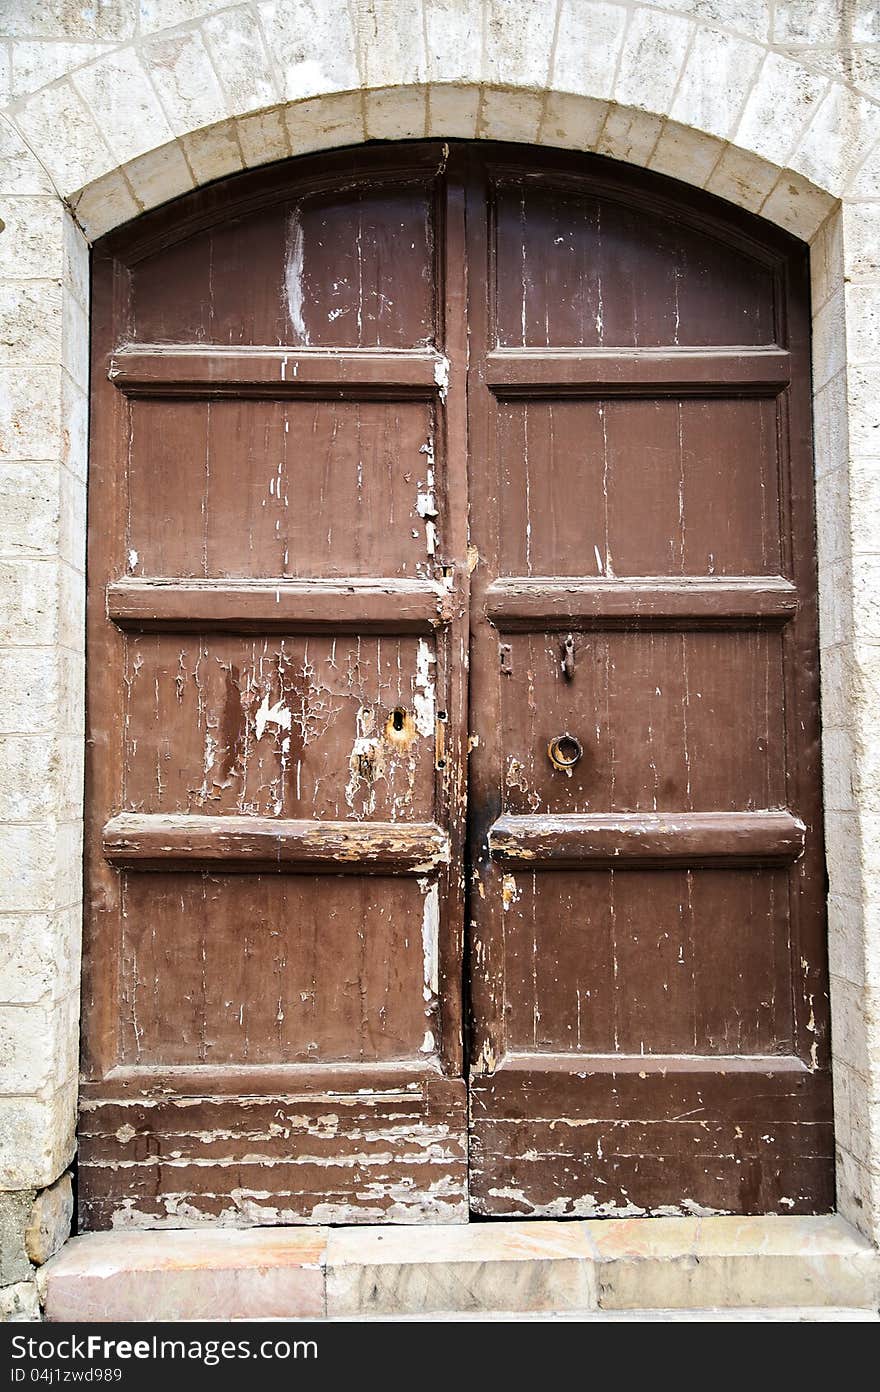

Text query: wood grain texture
(108, 577), (453, 633)
(109, 347), (445, 397)
(486, 576), (798, 628)
(103, 813), (449, 871)
(488, 811), (805, 867)
(83, 144), (466, 1228)
(466, 146), (830, 1218)
(485, 347), (791, 393)
(82, 142), (831, 1228)
(79, 1072), (467, 1227)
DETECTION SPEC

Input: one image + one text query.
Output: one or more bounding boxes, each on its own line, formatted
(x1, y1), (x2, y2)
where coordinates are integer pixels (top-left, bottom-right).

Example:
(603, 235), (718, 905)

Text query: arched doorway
(80, 142), (832, 1228)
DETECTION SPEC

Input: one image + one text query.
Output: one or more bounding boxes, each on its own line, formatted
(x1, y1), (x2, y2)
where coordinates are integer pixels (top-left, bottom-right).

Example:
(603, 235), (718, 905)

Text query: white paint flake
(413, 639), (436, 737)
(254, 692), (292, 740)
(433, 354), (449, 402)
(420, 880), (440, 1002)
(284, 208), (309, 343)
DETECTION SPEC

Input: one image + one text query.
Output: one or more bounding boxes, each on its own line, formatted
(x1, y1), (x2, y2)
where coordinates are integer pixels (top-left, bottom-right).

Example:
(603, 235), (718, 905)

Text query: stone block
(670, 27), (763, 142)
(761, 170), (836, 241)
(849, 140), (880, 199)
(539, 92), (609, 152)
(596, 105), (663, 166)
(144, 30), (228, 136)
(0, 115), (55, 196)
(0, 283), (62, 367)
(62, 214), (89, 315)
(42, 1229), (327, 1322)
(0, 1191), (35, 1286)
(552, 0), (627, 102)
(427, 84), (481, 139)
(478, 89), (543, 143)
(0, 906), (81, 1006)
(773, 0), (877, 46)
(705, 144), (782, 214)
(364, 86), (428, 142)
(0, 1280), (40, 1322)
(791, 84), (880, 197)
(352, 0), (428, 90)
(843, 203), (880, 282)
(125, 142), (194, 215)
(0, 197), (64, 281)
(846, 283), (880, 364)
(614, 8), (693, 114)
(812, 288), (847, 391)
(257, 0), (359, 104)
(2, 1), (136, 42)
(0, 646), (74, 738)
(735, 52), (828, 167)
(25, 1172), (73, 1266)
(202, 8), (278, 114)
(648, 122), (725, 188)
(60, 372), (89, 482)
(0, 464), (60, 561)
(827, 894), (866, 990)
(425, 0), (484, 85)
(15, 80), (114, 196)
(139, 0), (229, 36)
(0, 1089), (77, 1191)
(8, 41), (115, 101)
(824, 810), (865, 903)
(482, 0), (557, 89)
(0, 991), (79, 1096)
(588, 1214), (879, 1309)
(284, 92), (365, 156)
(812, 371), (850, 477)
(0, 737), (58, 823)
(181, 121), (242, 186)
(236, 109), (290, 168)
(325, 1221), (596, 1316)
(69, 170), (140, 242)
(72, 48), (174, 167)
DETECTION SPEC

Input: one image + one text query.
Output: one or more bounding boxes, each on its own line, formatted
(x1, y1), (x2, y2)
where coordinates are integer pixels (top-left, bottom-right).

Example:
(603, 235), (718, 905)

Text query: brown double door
(81, 143), (833, 1228)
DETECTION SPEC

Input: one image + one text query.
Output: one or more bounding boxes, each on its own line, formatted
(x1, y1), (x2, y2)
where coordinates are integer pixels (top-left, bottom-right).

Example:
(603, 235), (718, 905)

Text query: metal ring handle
(548, 732), (583, 771)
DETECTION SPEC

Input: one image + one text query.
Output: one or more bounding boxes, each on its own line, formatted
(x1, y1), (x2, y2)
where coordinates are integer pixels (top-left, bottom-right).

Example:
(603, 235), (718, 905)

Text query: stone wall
(0, 0), (878, 1316)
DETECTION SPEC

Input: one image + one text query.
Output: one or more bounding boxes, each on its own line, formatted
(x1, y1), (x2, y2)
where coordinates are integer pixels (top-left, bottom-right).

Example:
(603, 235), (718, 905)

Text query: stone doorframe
(1, 4), (878, 1282)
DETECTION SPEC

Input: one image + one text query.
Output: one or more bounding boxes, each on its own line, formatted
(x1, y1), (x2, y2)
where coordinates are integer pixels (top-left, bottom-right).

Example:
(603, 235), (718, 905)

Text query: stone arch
(1, 1), (878, 1253)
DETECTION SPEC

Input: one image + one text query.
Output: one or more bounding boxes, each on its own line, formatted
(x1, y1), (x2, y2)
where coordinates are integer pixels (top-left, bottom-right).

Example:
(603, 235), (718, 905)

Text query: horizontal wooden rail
(485, 576), (798, 629)
(108, 346), (448, 397)
(501, 1051), (810, 1076)
(103, 814), (450, 873)
(107, 577), (453, 633)
(485, 346), (791, 395)
(488, 811), (805, 868)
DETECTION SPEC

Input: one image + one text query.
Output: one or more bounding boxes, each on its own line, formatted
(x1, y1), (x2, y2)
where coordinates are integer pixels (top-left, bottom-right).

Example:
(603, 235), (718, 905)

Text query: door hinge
(499, 643), (513, 676)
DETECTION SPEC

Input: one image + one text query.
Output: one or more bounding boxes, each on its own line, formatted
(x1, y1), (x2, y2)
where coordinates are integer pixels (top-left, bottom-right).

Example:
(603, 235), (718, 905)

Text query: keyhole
(392, 708), (405, 732)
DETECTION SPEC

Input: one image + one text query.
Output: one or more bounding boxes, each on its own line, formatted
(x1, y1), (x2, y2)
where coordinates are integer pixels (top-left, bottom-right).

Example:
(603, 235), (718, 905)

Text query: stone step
(40, 1215), (879, 1322)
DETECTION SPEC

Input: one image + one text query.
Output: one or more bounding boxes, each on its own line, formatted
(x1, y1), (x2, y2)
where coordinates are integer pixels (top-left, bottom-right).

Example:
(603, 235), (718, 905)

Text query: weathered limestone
(25, 1172), (74, 1266)
(38, 1216), (880, 1320)
(42, 1228), (327, 1322)
(0, 1), (879, 1301)
(0, 1172), (73, 1322)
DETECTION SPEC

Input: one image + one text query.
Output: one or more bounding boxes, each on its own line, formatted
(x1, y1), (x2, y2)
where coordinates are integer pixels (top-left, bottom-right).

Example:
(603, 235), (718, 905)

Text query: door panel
(81, 144), (832, 1229)
(496, 397), (782, 575)
(467, 152), (833, 1218)
(81, 145), (469, 1228)
(126, 397), (440, 579)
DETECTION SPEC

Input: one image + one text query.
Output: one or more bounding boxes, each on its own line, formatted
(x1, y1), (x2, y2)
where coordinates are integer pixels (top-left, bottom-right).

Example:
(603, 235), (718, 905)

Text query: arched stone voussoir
(60, 83), (840, 246)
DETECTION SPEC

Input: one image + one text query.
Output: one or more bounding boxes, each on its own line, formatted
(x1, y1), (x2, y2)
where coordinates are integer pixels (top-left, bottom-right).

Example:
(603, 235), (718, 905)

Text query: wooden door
(80, 146), (471, 1227)
(81, 144), (833, 1228)
(466, 150), (833, 1216)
